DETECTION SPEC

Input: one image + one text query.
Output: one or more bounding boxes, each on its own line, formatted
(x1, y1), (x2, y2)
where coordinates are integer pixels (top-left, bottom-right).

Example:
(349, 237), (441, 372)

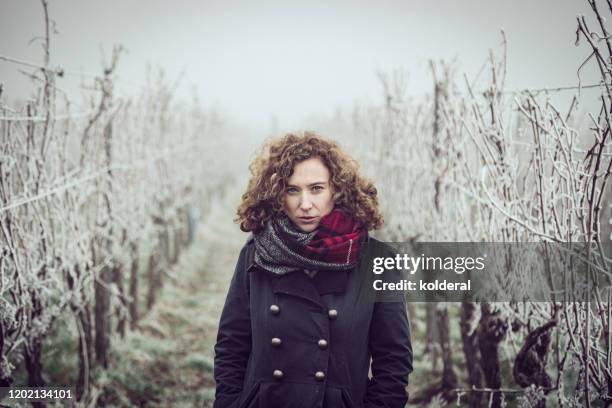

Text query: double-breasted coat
(213, 235), (413, 408)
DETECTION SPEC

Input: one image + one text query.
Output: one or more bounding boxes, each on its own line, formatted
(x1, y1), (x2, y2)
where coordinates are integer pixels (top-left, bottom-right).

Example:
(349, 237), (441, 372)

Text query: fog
(1, 0), (600, 134)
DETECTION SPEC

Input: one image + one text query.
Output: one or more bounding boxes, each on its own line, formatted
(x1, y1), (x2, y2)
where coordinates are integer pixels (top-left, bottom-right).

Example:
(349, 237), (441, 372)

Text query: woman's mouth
(298, 216), (317, 223)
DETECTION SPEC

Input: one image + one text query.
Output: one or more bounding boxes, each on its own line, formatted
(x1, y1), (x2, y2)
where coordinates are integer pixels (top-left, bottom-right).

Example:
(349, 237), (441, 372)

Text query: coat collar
(271, 271), (325, 308)
(270, 268), (349, 307)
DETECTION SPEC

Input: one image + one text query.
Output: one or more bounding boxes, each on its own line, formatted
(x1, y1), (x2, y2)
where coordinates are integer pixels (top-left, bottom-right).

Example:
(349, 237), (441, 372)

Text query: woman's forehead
(287, 157), (331, 184)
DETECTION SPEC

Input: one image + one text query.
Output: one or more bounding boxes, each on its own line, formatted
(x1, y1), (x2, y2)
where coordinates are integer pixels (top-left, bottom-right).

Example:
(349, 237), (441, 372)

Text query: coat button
(317, 339), (328, 349)
(270, 304), (280, 315)
(328, 309), (338, 319)
(271, 337), (282, 347)
(315, 371), (326, 381)
(273, 369), (284, 379)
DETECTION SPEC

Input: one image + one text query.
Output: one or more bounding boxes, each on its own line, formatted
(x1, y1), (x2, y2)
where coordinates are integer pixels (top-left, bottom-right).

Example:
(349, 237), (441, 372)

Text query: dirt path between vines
(108, 188), (247, 407)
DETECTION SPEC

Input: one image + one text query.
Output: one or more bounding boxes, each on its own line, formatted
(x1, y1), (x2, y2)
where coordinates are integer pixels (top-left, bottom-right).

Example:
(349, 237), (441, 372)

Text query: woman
(213, 132), (413, 408)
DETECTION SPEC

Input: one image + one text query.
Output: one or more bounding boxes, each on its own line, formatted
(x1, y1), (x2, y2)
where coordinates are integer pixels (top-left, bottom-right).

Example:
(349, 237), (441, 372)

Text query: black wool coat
(213, 235), (413, 408)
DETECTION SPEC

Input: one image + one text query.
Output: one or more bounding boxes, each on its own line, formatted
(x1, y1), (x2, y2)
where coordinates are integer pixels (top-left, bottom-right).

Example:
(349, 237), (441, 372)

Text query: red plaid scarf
(301, 209), (366, 265)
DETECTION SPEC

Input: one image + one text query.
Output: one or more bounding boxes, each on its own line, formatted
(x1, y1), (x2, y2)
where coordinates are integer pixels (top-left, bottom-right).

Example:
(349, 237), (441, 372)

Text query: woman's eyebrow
(286, 181), (328, 188)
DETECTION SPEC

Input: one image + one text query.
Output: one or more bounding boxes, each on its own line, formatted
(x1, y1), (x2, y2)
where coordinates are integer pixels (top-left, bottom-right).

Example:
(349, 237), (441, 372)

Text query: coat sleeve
(364, 294), (413, 408)
(213, 244), (252, 408)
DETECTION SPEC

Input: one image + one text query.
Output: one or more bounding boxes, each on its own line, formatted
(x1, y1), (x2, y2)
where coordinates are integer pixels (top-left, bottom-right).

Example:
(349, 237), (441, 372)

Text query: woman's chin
(296, 222), (319, 232)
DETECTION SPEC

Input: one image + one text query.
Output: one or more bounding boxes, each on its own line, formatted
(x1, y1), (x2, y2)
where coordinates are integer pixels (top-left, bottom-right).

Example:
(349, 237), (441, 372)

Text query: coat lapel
(312, 270), (348, 295)
(271, 270), (324, 308)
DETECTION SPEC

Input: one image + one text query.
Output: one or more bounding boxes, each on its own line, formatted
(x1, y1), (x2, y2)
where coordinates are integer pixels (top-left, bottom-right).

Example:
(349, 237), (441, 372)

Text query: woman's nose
(300, 194), (313, 210)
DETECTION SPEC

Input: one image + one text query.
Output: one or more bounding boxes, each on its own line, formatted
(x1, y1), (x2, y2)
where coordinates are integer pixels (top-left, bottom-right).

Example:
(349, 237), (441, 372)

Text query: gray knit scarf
(253, 215), (357, 277)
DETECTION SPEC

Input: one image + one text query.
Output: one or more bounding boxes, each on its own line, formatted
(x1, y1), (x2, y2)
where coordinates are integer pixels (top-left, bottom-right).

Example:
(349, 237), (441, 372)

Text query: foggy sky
(0, 0), (601, 132)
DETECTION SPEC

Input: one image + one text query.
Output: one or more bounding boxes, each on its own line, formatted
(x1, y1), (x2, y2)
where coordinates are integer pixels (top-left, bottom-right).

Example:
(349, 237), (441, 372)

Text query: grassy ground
(100, 190), (248, 407)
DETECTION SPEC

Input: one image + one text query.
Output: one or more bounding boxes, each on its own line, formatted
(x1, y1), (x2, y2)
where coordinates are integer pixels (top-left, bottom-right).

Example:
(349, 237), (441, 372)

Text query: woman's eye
(312, 185), (323, 192)
(286, 188), (299, 194)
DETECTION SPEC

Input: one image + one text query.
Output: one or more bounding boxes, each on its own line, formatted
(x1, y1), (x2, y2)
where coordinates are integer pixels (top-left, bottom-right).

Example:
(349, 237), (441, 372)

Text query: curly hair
(236, 131), (384, 233)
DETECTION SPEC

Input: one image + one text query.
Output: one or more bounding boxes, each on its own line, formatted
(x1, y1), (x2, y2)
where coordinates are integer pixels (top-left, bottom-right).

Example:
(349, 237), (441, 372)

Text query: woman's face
(283, 157), (335, 232)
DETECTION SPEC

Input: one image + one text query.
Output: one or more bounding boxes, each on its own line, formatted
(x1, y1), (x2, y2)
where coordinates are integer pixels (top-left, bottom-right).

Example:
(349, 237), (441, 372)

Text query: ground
(104, 188), (248, 407)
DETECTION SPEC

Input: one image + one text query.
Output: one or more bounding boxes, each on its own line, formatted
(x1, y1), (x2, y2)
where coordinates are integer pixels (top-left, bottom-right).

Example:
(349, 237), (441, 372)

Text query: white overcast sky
(0, 0), (601, 132)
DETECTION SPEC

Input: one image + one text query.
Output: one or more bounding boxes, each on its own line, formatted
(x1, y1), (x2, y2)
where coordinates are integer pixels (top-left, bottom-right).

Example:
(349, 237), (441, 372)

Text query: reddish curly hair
(236, 131), (384, 233)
